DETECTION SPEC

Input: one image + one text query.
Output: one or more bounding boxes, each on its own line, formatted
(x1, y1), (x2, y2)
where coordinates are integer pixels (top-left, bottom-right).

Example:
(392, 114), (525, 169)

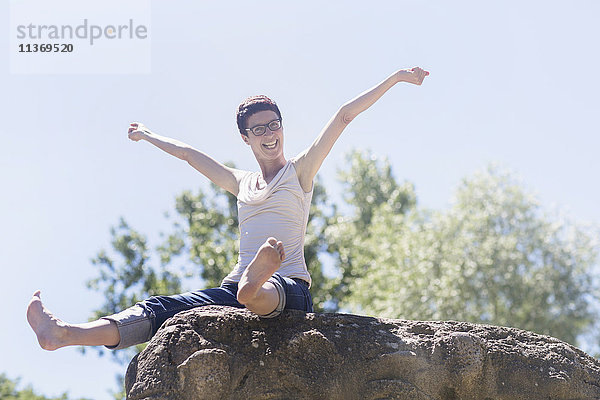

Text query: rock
(125, 306), (600, 400)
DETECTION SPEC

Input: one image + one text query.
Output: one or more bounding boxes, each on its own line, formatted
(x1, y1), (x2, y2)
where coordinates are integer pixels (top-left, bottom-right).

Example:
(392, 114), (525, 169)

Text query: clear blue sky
(2, 1), (599, 398)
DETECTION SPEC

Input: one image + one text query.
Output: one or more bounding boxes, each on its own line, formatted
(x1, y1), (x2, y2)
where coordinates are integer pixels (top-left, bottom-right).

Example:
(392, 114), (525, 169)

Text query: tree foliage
(87, 152), (599, 366)
(334, 161), (599, 348)
(324, 150), (417, 309)
(0, 374), (90, 400)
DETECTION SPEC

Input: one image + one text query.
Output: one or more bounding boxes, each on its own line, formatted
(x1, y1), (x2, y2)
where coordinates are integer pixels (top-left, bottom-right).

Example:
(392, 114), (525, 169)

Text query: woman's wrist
(393, 69), (410, 83)
(140, 129), (154, 141)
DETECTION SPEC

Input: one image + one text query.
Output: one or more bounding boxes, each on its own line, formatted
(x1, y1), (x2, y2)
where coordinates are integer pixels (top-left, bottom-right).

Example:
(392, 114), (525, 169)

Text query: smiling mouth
(262, 139), (278, 149)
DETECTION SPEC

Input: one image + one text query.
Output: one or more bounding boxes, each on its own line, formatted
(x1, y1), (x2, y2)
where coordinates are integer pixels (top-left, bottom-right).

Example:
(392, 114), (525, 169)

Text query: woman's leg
(263, 273), (313, 318)
(27, 283), (244, 351)
(27, 290), (120, 350)
(27, 238), (309, 351)
(237, 237), (286, 315)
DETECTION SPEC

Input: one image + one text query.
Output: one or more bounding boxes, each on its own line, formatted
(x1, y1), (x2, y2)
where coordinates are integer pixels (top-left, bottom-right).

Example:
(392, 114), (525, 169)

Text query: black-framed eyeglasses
(245, 119), (282, 136)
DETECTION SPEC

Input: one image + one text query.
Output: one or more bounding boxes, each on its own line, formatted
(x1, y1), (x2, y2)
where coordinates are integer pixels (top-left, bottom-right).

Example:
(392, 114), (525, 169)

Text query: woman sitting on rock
(27, 67), (429, 350)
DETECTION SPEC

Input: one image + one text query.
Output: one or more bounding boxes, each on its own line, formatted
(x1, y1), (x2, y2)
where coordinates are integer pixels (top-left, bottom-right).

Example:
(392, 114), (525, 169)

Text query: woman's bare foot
(27, 291), (70, 351)
(237, 237), (285, 305)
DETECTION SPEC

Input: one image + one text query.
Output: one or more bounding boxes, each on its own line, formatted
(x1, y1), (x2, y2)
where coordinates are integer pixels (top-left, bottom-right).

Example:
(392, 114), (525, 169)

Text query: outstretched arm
(293, 67), (429, 191)
(127, 122), (246, 196)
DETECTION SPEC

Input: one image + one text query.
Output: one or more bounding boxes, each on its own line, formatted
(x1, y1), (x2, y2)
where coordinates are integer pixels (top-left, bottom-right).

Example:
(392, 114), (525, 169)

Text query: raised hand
(127, 122), (149, 142)
(397, 67), (430, 85)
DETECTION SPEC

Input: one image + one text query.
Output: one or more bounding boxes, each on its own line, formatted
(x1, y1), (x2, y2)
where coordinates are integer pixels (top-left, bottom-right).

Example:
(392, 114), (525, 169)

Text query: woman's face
(242, 110), (284, 164)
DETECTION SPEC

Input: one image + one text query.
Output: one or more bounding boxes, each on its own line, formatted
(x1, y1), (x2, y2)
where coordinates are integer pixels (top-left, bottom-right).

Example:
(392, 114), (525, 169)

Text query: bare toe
(276, 243), (285, 261)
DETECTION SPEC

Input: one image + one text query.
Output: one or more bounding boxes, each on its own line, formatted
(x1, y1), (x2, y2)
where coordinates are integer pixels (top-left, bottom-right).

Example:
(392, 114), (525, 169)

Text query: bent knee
(236, 285), (254, 305)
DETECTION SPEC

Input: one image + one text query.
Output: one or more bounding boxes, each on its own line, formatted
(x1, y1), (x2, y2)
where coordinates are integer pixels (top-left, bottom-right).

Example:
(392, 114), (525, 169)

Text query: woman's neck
(258, 157), (287, 184)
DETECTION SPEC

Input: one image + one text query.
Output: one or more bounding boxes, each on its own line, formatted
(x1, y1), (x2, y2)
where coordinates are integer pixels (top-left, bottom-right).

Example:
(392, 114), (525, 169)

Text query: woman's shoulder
(289, 156), (313, 193)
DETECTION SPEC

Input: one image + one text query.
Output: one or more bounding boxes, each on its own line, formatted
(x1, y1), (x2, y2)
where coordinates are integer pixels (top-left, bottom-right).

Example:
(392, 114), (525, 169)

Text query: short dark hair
(236, 95), (282, 136)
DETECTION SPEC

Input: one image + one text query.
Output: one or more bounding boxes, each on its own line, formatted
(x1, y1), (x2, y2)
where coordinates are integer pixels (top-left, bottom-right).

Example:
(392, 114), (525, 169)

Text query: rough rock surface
(125, 306), (600, 400)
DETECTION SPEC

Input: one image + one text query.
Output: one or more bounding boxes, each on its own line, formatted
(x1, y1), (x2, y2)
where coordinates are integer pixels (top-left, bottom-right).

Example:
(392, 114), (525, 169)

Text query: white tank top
(222, 159), (313, 287)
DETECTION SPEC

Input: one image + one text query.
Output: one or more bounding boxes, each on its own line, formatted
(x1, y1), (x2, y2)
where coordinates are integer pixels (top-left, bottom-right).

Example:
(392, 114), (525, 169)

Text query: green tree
(88, 151), (600, 368)
(0, 374), (90, 400)
(334, 162), (600, 348)
(337, 149), (416, 229)
(324, 150), (417, 309)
